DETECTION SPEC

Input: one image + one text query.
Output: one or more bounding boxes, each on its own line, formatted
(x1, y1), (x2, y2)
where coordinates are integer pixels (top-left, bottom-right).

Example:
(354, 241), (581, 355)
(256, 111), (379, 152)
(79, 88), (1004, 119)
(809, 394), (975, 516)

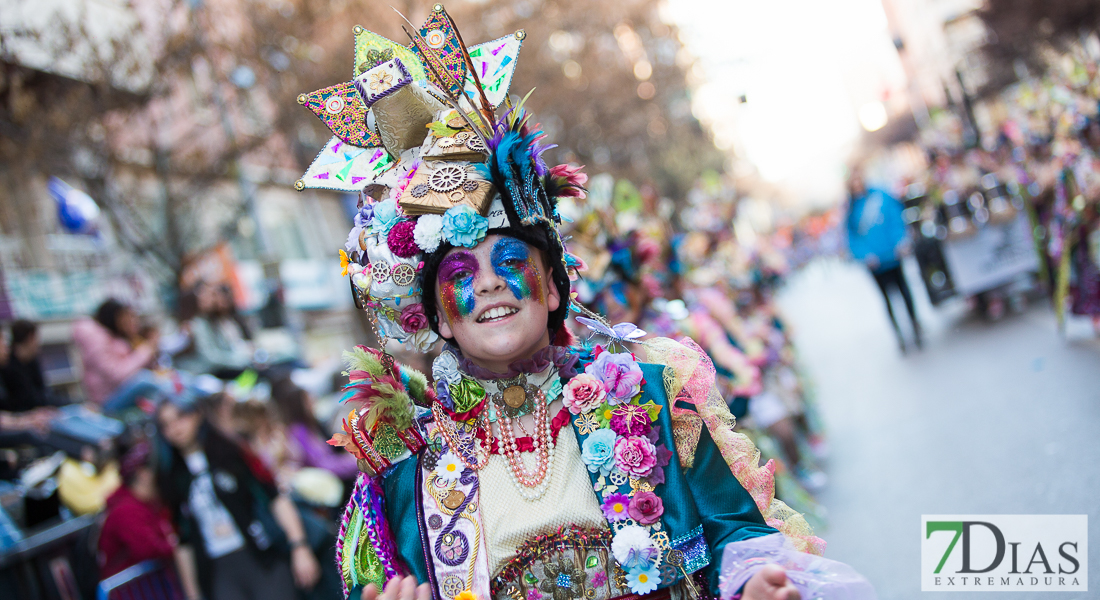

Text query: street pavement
(776, 257), (1100, 600)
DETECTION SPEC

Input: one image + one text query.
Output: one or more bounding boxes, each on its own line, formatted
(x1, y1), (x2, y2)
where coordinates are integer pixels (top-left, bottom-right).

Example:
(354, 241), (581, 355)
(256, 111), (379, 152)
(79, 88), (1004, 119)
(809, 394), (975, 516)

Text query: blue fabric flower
(371, 198), (402, 236)
(625, 564), (660, 594)
(581, 428), (618, 475)
(441, 205), (488, 248)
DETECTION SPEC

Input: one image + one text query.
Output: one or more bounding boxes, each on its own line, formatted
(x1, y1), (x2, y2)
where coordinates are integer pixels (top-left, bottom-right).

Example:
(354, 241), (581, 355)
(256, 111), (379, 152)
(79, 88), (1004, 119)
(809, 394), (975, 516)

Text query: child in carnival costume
(294, 7), (867, 600)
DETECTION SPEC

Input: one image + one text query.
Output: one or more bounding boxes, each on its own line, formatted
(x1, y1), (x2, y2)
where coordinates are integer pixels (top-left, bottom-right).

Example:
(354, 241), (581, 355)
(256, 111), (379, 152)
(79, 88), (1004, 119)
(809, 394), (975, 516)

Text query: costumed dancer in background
(291, 7), (872, 600)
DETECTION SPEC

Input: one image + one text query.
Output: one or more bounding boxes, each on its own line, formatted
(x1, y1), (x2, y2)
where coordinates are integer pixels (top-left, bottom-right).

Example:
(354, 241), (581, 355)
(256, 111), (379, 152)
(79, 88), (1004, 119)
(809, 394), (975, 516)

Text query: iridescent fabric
(717, 534), (874, 600)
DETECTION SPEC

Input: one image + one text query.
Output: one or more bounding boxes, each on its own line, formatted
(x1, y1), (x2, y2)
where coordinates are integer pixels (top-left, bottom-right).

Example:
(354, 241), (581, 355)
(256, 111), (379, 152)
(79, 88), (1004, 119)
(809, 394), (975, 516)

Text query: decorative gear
(465, 135), (486, 152)
(371, 262), (391, 284)
(411, 183), (430, 198)
(391, 263), (417, 287)
(429, 165), (467, 192)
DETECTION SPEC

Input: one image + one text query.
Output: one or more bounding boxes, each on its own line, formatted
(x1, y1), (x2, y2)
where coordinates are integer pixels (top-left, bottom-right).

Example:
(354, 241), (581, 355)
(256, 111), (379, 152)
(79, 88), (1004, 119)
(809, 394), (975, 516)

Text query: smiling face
(434, 234), (560, 374)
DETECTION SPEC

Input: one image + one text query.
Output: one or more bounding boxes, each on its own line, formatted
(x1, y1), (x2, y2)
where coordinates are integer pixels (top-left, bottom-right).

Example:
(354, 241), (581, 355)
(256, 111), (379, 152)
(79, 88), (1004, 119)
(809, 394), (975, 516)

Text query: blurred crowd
(0, 276), (358, 600)
(867, 39), (1100, 331)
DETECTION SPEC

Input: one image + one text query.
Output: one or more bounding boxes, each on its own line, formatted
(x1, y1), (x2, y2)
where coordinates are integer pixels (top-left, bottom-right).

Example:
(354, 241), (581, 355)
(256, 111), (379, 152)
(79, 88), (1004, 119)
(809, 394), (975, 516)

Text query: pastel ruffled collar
(447, 343), (579, 380)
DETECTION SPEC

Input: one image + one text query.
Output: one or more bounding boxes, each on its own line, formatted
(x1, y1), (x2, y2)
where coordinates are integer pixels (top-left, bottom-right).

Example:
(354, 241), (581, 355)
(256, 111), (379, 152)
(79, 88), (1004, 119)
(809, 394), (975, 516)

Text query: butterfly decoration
(575, 316), (647, 343)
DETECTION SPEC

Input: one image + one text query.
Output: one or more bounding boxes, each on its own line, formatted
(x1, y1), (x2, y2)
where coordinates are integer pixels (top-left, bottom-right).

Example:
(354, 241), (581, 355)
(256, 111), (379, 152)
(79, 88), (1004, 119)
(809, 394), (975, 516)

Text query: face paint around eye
(491, 237), (544, 303)
(438, 253), (479, 321)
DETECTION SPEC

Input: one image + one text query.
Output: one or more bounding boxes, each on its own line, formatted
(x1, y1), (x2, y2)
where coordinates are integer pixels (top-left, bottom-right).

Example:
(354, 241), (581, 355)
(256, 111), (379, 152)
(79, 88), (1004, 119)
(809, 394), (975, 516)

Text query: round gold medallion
(502, 385), (526, 409)
(442, 489), (465, 510)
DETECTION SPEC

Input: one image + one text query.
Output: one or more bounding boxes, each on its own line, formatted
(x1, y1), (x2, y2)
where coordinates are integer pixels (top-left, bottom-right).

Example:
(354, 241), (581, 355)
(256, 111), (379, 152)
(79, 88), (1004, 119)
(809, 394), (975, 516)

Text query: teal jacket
(376, 362), (776, 598)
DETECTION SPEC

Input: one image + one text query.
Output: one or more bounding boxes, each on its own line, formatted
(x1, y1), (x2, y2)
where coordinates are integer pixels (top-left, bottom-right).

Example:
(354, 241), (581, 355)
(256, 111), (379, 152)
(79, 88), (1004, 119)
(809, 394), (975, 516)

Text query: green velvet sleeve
(688, 422), (778, 594)
(638, 362), (776, 595)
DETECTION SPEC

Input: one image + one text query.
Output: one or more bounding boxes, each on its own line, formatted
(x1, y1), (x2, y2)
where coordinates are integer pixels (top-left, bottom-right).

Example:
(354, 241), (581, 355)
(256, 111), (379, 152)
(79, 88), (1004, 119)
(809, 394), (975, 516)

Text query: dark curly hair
(420, 224), (571, 346)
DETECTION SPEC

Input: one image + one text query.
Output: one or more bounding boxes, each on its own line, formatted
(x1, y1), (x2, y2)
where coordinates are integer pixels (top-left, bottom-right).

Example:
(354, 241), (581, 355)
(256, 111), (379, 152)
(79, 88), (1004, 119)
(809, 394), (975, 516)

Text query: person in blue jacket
(845, 168), (922, 351)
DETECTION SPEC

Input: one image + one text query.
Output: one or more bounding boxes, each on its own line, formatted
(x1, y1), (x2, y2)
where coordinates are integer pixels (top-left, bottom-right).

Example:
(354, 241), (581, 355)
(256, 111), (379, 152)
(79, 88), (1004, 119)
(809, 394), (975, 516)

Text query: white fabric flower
(434, 451), (463, 482)
(403, 328), (439, 353)
(413, 214), (444, 253)
(432, 351), (462, 386)
(611, 525), (658, 570)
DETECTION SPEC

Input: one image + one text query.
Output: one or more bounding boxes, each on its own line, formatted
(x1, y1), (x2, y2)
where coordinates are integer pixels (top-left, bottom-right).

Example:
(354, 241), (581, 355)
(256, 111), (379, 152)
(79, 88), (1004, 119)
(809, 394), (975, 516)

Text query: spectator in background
(234, 399), (297, 490)
(2, 320), (67, 411)
(165, 289), (200, 372)
(845, 168), (923, 352)
(155, 396), (319, 600)
(270, 379), (357, 483)
(98, 442), (178, 578)
(188, 283), (254, 379)
(72, 299), (167, 412)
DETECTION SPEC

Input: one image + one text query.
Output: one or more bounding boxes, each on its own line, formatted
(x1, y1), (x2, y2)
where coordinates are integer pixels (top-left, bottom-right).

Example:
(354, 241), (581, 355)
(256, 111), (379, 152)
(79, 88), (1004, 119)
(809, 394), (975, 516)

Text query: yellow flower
(454, 590), (477, 600)
(340, 249), (351, 277)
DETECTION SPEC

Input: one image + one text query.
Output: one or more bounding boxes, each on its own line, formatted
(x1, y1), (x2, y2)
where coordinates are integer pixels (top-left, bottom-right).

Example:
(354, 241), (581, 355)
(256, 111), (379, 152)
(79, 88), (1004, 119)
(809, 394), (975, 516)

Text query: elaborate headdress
(296, 4), (586, 356)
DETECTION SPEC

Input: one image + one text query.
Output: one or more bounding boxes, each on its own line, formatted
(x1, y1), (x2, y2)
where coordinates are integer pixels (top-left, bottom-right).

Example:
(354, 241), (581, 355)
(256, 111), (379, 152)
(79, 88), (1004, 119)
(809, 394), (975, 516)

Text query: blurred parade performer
(844, 169), (922, 352)
(295, 9), (872, 600)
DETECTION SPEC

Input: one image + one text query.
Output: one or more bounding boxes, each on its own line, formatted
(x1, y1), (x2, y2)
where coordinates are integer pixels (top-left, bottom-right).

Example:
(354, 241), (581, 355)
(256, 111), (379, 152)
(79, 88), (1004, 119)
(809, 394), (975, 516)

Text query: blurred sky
(664, 0), (906, 209)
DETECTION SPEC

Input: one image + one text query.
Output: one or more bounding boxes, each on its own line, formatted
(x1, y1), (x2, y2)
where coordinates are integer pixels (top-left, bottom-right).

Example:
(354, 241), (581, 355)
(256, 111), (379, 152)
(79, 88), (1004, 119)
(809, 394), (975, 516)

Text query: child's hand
(743, 564), (801, 600)
(362, 575), (431, 600)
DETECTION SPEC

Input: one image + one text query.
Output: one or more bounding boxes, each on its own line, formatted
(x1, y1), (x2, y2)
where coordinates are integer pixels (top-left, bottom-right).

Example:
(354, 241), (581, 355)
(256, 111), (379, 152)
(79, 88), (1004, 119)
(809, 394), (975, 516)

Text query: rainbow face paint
(437, 252), (478, 322)
(491, 237), (543, 303)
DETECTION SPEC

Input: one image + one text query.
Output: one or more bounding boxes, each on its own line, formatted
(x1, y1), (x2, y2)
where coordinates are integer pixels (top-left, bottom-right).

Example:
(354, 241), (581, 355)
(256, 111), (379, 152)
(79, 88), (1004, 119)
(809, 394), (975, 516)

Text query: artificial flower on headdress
(346, 225), (364, 255)
(371, 198), (402, 235)
(404, 328), (439, 353)
(387, 221), (419, 258)
(413, 214), (444, 252)
(441, 204), (488, 248)
(399, 303), (429, 333)
(340, 249), (352, 276)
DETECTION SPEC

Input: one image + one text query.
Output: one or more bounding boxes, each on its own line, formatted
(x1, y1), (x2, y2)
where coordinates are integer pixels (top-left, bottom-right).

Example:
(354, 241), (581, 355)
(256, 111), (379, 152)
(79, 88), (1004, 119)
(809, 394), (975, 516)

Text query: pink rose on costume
(614, 436), (657, 477)
(399, 303), (429, 333)
(563, 374), (607, 414)
(585, 351), (643, 404)
(627, 491), (664, 525)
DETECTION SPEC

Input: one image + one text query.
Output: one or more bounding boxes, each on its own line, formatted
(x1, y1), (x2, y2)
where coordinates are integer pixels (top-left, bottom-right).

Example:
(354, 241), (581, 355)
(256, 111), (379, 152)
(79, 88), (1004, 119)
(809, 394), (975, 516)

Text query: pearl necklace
(491, 389), (557, 501)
